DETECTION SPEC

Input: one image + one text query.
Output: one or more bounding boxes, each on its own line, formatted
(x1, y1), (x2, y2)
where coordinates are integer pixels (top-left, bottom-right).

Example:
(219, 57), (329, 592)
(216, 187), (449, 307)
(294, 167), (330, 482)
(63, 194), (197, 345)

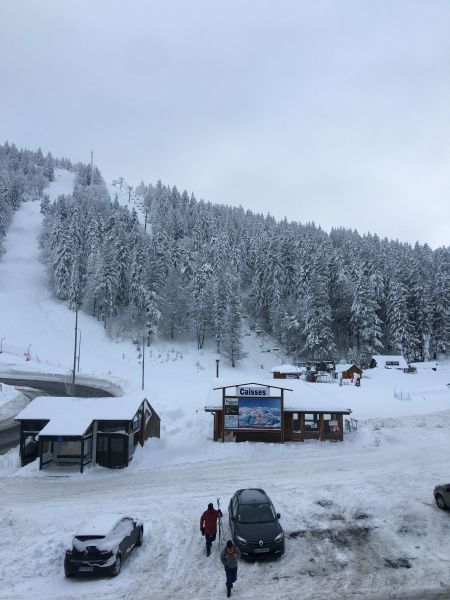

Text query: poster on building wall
(224, 397), (239, 429)
(329, 420), (340, 433)
(238, 397), (281, 429)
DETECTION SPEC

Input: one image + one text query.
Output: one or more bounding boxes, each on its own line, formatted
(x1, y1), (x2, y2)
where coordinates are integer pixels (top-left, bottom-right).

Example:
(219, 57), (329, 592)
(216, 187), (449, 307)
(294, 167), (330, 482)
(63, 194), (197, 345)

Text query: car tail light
(65, 549), (72, 556)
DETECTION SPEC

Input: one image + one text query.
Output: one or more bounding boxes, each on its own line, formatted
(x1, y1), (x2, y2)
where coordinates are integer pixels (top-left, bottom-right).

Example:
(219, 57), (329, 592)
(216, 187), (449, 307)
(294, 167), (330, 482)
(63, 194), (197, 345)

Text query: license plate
(78, 566), (93, 572)
(254, 547), (270, 553)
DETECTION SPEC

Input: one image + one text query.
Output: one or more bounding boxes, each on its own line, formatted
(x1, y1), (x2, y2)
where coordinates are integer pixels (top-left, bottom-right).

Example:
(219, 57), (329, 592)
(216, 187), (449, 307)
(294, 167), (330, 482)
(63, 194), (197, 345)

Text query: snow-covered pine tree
(385, 277), (415, 360)
(351, 270), (383, 356)
(221, 289), (247, 367)
(302, 258), (336, 359)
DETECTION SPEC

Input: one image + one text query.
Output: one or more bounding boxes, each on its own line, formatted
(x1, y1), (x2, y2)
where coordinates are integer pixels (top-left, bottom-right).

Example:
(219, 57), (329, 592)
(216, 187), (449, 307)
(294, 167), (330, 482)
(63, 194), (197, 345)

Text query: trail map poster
(237, 397), (281, 429)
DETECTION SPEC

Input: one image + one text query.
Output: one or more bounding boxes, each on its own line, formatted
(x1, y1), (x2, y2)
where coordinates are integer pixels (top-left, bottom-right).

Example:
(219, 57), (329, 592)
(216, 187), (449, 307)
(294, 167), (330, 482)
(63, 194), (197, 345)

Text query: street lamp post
(77, 328), (82, 372)
(0, 337), (5, 353)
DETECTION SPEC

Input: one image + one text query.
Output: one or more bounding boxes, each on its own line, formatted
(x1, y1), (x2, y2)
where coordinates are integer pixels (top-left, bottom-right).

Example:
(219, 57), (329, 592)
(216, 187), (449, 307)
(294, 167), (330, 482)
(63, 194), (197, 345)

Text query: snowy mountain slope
(0, 172), (450, 599)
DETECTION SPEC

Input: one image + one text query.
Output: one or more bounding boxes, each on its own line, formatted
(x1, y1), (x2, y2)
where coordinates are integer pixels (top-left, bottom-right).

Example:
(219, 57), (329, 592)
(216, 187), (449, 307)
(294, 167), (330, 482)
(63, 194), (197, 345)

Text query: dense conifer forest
(2, 142), (449, 365)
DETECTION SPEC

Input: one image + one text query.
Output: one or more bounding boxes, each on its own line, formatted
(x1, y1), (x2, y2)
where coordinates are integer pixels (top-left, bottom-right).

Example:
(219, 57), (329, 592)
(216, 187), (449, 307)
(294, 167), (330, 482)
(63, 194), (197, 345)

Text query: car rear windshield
(75, 535), (105, 542)
(238, 504), (276, 524)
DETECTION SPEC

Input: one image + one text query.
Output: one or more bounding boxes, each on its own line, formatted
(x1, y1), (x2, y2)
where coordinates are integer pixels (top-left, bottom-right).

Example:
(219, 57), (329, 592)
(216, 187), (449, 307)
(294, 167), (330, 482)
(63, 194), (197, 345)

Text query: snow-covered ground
(1, 172), (450, 599)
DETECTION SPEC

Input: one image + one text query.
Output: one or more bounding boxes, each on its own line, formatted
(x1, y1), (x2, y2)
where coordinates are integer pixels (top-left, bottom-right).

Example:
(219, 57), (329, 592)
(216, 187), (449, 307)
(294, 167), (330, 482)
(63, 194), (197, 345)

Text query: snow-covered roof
(75, 513), (124, 537)
(409, 361), (440, 370)
(372, 355), (408, 369)
(270, 364), (303, 373)
(335, 363), (361, 373)
(212, 378), (292, 391)
(15, 395), (146, 437)
(206, 378), (351, 414)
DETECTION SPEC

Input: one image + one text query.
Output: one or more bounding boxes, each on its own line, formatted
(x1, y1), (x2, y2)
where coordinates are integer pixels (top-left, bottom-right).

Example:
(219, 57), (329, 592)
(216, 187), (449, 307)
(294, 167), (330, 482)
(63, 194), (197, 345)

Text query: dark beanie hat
(208, 503), (214, 510)
(226, 540), (233, 548)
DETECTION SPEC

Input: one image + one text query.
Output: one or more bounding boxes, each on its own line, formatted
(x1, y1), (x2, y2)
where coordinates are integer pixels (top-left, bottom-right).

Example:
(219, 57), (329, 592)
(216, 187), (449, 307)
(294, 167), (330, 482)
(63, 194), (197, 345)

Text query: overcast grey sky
(1, 0), (449, 248)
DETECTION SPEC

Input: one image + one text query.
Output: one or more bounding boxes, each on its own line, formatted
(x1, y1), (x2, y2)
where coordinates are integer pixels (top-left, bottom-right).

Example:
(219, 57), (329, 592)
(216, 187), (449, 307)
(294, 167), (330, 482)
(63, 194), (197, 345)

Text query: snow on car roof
(15, 395), (146, 436)
(75, 513), (125, 537)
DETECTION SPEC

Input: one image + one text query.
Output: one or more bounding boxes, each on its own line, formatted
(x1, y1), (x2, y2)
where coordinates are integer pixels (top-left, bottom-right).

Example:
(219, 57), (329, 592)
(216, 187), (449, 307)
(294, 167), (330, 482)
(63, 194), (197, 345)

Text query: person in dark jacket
(200, 502), (223, 556)
(220, 539), (241, 597)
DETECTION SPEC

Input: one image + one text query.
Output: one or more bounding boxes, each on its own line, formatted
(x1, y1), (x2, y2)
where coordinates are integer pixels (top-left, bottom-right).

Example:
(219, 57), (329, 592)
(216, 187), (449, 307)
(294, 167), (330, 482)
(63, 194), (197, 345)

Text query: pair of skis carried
(217, 496), (223, 550)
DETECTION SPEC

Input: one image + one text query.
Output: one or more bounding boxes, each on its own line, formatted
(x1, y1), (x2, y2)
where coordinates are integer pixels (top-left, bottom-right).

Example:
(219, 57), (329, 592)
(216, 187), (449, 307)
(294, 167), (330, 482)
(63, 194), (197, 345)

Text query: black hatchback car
(434, 483), (450, 510)
(228, 488), (284, 558)
(64, 514), (143, 577)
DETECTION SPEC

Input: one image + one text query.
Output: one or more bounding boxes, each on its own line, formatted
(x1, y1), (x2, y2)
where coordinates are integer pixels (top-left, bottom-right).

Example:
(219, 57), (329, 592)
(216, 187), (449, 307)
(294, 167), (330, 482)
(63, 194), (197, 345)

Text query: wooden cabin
(271, 364), (304, 379)
(15, 395), (160, 472)
(335, 363), (363, 380)
(205, 380), (352, 443)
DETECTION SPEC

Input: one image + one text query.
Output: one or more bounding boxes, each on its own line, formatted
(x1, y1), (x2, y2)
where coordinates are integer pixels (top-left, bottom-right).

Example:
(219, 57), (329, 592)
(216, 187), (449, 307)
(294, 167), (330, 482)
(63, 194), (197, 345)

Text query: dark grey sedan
(228, 488), (284, 558)
(434, 483), (450, 510)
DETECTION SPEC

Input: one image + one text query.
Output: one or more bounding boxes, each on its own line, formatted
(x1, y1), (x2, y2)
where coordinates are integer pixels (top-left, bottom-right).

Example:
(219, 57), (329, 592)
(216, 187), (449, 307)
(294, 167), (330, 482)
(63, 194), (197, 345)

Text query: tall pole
(77, 329), (81, 372)
(71, 306), (78, 394)
(141, 334), (145, 390)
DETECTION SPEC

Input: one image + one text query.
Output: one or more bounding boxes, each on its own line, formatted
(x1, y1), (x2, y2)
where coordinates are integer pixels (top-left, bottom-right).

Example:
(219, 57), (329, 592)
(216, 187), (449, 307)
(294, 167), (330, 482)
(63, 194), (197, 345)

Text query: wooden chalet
(335, 363), (363, 380)
(15, 395), (160, 472)
(205, 380), (352, 444)
(271, 364), (304, 379)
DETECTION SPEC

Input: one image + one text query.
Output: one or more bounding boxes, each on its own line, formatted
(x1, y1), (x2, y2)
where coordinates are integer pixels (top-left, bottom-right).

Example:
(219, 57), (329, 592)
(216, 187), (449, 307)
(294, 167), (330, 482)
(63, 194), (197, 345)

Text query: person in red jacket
(200, 502), (223, 556)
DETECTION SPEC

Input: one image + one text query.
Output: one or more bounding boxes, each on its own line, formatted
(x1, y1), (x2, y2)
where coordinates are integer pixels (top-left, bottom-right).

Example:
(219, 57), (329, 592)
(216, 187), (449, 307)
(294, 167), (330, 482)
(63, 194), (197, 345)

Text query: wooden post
(80, 438), (84, 473)
(280, 388), (284, 444)
(221, 388), (225, 443)
(39, 440), (43, 471)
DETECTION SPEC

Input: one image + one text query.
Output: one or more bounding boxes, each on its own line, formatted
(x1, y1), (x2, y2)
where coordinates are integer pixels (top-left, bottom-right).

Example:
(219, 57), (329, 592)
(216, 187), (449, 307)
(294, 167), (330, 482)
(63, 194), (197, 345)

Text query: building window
(293, 413), (301, 432)
(110, 438), (125, 453)
(97, 437), (108, 452)
(323, 414), (340, 434)
(304, 413), (319, 431)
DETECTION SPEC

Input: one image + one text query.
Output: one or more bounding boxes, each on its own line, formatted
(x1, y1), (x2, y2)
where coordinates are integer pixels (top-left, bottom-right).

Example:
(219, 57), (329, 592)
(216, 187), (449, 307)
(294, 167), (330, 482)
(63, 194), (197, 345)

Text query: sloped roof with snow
(335, 363), (361, 373)
(15, 395), (146, 437)
(270, 364), (303, 373)
(372, 355), (408, 369)
(206, 378), (351, 414)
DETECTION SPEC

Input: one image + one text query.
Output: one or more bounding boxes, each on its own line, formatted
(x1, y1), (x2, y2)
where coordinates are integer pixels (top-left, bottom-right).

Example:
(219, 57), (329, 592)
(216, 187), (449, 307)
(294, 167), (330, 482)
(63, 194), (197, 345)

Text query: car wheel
(112, 554), (122, 576)
(435, 494), (448, 510)
(136, 527), (144, 546)
(64, 571), (74, 578)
